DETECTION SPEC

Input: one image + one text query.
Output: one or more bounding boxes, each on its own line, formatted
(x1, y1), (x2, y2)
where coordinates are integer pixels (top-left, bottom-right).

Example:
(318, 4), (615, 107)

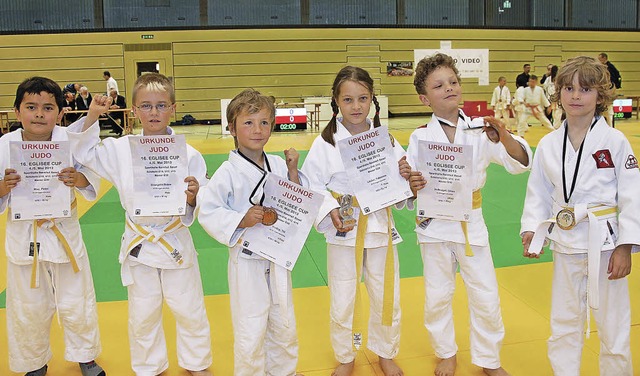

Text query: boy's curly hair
(413, 53), (461, 95)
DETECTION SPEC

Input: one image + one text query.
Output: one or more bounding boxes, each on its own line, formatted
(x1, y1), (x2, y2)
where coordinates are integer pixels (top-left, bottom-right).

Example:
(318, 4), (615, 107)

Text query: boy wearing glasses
(67, 73), (213, 376)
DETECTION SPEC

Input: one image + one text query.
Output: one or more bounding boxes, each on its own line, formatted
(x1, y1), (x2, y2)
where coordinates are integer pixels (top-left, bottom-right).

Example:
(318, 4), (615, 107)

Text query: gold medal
(556, 208), (576, 230)
(262, 207), (278, 226)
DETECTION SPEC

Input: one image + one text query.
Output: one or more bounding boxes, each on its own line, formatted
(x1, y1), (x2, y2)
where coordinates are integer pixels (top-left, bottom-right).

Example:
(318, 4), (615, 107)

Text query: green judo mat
(0, 149), (552, 307)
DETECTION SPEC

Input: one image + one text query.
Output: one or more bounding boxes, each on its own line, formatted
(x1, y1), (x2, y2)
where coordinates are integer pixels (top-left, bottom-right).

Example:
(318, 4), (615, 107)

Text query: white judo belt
(529, 203), (617, 312)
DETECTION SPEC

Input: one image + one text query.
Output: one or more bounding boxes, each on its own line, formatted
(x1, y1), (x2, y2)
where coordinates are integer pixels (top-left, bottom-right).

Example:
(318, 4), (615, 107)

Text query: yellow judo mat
(1, 116), (640, 375)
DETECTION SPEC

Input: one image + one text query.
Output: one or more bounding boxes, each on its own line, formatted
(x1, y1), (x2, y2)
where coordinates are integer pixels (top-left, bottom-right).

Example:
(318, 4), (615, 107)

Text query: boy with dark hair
(1, 76), (105, 376)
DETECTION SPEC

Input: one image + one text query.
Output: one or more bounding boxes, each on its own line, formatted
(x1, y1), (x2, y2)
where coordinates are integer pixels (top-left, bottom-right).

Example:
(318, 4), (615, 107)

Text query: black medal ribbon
(561, 117), (598, 204)
(236, 149), (272, 206)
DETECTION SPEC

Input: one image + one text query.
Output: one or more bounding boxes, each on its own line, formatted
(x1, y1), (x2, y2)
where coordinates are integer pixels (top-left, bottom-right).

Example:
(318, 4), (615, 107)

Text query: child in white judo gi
(67, 73), (212, 376)
(522, 75), (554, 131)
(0, 77), (105, 376)
(490, 77), (511, 130)
(407, 53), (532, 376)
(301, 66), (410, 376)
(521, 56), (640, 376)
(198, 89), (305, 376)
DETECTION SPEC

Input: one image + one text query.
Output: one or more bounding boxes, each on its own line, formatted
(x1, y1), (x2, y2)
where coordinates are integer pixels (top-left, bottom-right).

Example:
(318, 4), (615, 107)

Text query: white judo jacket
(301, 119), (406, 248)
(406, 111), (532, 246)
(67, 119), (208, 285)
(0, 126), (100, 266)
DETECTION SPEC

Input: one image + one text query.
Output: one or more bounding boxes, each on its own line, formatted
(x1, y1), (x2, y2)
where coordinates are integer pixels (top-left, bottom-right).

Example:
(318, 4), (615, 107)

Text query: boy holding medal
(67, 73), (212, 376)
(198, 89), (306, 376)
(521, 56), (640, 375)
(406, 53), (531, 376)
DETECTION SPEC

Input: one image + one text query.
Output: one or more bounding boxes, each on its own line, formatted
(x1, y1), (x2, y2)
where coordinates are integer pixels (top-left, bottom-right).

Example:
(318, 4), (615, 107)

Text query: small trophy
(339, 194), (357, 227)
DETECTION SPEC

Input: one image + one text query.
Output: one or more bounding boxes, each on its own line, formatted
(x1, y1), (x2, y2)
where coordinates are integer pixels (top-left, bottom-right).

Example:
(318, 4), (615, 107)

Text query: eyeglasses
(136, 103), (173, 113)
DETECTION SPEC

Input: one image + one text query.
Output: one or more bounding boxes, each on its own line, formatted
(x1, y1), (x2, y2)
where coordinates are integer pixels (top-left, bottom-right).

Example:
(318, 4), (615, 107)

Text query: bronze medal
(556, 208), (576, 230)
(262, 207), (278, 226)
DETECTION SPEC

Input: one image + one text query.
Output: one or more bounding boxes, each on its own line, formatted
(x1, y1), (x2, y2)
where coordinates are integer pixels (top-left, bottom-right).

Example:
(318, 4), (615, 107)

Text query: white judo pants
(127, 260), (212, 376)
(6, 257), (101, 373)
(518, 107), (554, 136)
(327, 244), (401, 363)
(493, 108), (511, 130)
(550, 105), (563, 129)
(420, 242), (504, 369)
(228, 249), (298, 376)
(548, 251), (632, 376)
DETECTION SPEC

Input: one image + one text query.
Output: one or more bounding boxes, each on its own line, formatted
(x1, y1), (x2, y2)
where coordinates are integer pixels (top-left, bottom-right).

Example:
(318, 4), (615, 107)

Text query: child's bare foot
(188, 369), (212, 376)
(434, 355), (456, 376)
(483, 367), (510, 376)
(332, 361), (355, 376)
(380, 357), (403, 376)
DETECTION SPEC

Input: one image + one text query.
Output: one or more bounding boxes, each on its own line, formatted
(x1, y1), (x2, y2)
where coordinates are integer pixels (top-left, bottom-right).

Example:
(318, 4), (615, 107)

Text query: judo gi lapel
(228, 150), (270, 205)
(572, 117), (608, 192)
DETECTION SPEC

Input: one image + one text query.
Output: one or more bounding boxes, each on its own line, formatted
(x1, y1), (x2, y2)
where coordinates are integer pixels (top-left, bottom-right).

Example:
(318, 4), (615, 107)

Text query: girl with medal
(521, 56), (640, 376)
(198, 89), (306, 376)
(301, 66), (410, 376)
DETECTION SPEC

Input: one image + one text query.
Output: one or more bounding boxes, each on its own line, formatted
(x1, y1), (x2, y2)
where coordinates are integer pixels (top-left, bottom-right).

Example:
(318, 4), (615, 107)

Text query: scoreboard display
(613, 98), (632, 119)
(275, 108), (307, 131)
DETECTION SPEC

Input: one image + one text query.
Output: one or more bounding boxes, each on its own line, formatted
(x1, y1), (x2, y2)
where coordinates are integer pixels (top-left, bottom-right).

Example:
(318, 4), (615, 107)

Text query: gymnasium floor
(1, 115), (640, 375)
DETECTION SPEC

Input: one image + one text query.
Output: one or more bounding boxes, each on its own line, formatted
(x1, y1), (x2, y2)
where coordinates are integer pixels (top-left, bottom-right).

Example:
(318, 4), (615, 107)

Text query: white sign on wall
(414, 48), (490, 85)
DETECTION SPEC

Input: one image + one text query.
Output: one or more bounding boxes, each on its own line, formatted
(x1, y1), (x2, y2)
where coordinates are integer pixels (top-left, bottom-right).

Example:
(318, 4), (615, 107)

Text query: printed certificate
(417, 140), (473, 221)
(241, 173), (322, 270)
(10, 141), (71, 220)
(130, 134), (188, 216)
(337, 126), (412, 214)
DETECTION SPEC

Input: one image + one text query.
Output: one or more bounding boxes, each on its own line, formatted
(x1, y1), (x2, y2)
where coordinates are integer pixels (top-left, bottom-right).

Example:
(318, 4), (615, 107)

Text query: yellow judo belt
(31, 200), (79, 288)
(417, 190), (482, 257)
(331, 192), (395, 351)
(125, 217), (184, 264)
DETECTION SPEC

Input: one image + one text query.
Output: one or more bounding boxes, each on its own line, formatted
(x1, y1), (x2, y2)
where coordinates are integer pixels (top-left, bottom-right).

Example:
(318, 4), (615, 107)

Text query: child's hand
(482, 116), (506, 143)
(608, 244), (632, 280)
(239, 205), (264, 228)
(284, 148), (301, 184)
(398, 156), (411, 180)
(522, 231), (543, 258)
(58, 167), (78, 187)
(0, 168), (20, 197)
(330, 208), (354, 233)
(284, 148), (299, 170)
(184, 176), (199, 207)
(84, 94), (113, 130)
(409, 171), (426, 197)
(58, 167), (90, 189)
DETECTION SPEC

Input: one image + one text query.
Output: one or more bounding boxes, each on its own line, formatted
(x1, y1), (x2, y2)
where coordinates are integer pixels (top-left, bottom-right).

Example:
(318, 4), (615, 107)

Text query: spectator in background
(516, 64), (531, 88)
(598, 53), (622, 89)
(540, 64), (553, 85)
(106, 89), (126, 136)
(598, 53), (622, 126)
(62, 91), (79, 124)
(103, 71), (119, 95)
(63, 83), (81, 95)
(76, 86), (92, 111)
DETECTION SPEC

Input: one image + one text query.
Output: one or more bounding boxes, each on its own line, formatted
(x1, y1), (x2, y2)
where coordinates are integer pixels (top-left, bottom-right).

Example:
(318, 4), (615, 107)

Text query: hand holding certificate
(337, 126), (412, 214)
(241, 173), (322, 270)
(130, 134), (188, 216)
(416, 140), (473, 221)
(10, 141), (72, 221)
